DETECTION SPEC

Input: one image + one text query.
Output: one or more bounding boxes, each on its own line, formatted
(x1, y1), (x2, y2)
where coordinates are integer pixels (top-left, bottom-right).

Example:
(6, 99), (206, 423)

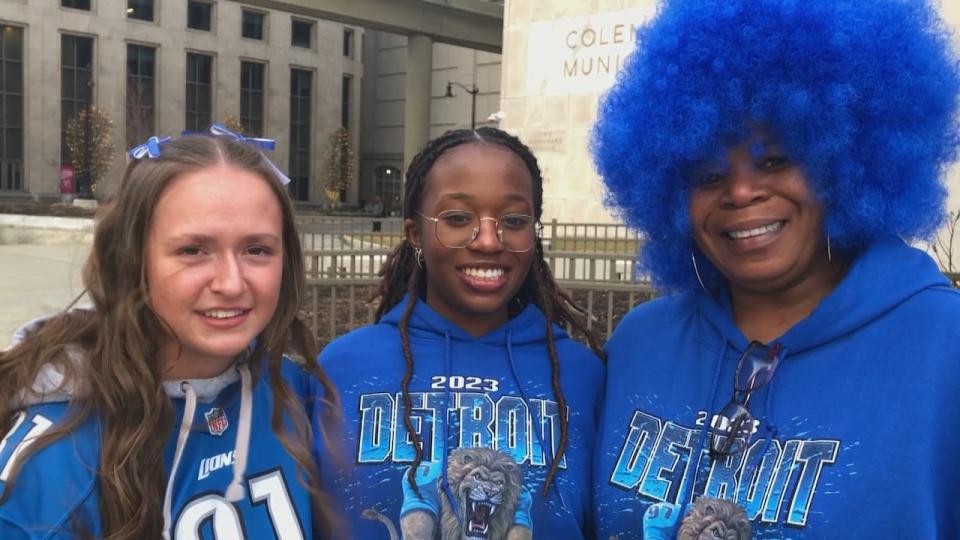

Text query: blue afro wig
(591, 0), (960, 292)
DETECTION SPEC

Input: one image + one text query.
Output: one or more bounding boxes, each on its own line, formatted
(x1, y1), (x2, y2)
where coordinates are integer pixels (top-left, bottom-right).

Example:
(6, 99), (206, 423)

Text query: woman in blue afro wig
(591, 1), (960, 538)
(593, 0), (960, 291)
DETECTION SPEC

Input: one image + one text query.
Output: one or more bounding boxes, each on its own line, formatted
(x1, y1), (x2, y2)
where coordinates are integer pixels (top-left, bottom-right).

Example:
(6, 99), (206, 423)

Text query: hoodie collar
(11, 308), (258, 539)
(695, 237), (948, 354)
(13, 307), (248, 406)
(380, 293), (562, 345)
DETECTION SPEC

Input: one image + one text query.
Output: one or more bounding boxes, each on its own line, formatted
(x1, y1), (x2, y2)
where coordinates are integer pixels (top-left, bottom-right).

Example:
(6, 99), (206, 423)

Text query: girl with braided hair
(318, 127), (604, 539)
(591, 0), (960, 538)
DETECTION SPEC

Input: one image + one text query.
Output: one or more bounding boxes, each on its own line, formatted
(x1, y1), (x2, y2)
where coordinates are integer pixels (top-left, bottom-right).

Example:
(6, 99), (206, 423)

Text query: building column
(403, 34), (433, 173)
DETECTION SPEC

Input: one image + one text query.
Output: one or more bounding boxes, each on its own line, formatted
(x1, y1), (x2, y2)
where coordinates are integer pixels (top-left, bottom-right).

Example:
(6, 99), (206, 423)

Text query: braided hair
(374, 127), (604, 498)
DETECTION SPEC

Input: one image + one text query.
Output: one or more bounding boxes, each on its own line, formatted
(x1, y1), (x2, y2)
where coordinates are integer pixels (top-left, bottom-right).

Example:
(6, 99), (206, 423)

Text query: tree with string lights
(321, 127), (354, 209)
(66, 106), (116, 199)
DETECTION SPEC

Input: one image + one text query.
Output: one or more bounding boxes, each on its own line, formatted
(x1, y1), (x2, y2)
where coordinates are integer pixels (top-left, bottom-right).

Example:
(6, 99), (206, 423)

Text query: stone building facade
(0, 0), (362, 204)
(357, 29), (501, 215)
(499, 0), (960, 226)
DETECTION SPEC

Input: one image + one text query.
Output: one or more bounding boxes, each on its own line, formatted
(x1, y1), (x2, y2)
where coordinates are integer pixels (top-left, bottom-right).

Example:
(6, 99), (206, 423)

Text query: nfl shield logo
(204, 407), (229, 436)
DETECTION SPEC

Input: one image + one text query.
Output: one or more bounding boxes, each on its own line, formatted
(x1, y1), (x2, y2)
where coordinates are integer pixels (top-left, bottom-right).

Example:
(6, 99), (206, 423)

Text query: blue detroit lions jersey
(0, 359), (323, 540)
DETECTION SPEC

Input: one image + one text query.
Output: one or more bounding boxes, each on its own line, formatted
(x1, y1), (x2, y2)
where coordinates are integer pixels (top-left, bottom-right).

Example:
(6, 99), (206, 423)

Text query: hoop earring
(691, 250), (707, 293)
(414, 247), (423, 269)
(826, 236), (833, 263)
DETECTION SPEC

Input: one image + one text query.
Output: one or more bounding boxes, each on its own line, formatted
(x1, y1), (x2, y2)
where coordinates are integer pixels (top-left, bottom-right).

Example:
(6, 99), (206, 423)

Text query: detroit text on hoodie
(318, 296), (604, 539)
(595, 238), (960, 539)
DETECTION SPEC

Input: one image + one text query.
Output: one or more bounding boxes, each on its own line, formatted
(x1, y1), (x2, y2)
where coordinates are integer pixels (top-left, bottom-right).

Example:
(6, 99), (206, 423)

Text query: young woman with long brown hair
(0, 133), (341, 539)
(317, 127), (605, 539)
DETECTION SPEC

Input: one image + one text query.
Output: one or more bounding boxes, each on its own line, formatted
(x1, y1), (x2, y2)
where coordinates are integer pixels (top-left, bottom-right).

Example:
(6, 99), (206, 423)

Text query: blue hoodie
(0, 327), (327, 540)
(594, 238), (960, 539)
(318, 296), (604, 539)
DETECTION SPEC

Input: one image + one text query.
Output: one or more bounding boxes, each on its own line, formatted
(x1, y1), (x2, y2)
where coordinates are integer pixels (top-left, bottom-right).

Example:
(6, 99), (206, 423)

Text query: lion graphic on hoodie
(364, 447), (532, 540)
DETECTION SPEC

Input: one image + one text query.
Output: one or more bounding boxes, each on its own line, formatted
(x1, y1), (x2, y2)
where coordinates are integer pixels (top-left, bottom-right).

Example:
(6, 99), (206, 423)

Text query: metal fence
(295, 216), (651, 345)
(295, 216), (960, 346)
(298, 217), (643, 282)
(302, 278), (657, 347)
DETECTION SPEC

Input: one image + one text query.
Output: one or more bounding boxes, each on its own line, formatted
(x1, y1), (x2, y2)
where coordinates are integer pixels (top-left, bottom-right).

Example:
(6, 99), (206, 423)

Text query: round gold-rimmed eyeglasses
(416, 210), (542, 253)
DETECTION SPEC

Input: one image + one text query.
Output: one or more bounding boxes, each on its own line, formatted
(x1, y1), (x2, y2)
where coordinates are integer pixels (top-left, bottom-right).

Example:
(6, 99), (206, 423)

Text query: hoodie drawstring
(225, 363), (253, 502)
(740, 348), (785, 490)
(676, 339), (727, 527)
(439, 330), (461, 522)
(676, 339), (785, 535)
(505, 332), (540, 469)
(505, 329), (569, 511)
(163, 381), (197, 540)
(162, 362), (252, 539)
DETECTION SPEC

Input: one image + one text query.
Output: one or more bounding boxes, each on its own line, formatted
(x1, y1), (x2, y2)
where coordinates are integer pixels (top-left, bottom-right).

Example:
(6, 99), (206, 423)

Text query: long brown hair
(0, 135), (341, 539)
(374, 127), (604, 498)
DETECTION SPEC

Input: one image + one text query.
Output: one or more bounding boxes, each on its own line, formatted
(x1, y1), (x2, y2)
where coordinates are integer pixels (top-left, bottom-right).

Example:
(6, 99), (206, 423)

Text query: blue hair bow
(207, 124), (290, 185)
(127, 135), (172, 159)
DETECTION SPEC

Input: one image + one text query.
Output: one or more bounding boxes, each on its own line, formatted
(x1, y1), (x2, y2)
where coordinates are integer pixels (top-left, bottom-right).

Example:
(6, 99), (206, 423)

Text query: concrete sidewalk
(0, 243), (90, 346)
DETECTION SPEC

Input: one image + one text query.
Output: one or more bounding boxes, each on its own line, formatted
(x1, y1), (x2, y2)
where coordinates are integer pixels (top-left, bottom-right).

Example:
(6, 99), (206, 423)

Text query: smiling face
(689, 138), (831, 296)
(406, 143), (536, 336)
(146, 164), (283, 379)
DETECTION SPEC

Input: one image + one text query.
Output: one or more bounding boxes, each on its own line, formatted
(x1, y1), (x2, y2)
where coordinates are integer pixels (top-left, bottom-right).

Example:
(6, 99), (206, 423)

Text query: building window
(342, 28), (353, 57)
(187, 1), (212, 31)
(126, 44), (155, 149)
(127, 0), (153, 21)
(61, 34), (94, 163)
(185, 53), (212, 133)
(340, 76), (351, 129)
(241, 11), (265, 40)
(289, 68), (311, 201)
(62, 0), (91, 10)
(374, 166), (401, 215)
(0, 26), (24, 192)
(240, 61), (264, 136)
(291, 19), (313, 49)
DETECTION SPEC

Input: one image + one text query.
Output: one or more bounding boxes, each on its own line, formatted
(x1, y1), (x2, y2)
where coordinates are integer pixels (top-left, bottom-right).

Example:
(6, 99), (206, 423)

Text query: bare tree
(930, 210), (960, 286)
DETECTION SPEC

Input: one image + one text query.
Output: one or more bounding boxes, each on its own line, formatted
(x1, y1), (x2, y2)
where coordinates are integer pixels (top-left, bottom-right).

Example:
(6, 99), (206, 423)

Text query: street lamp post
(78, 78), (96, 199)
(79, 108), (93, 199)
(445, 81), (479, 129)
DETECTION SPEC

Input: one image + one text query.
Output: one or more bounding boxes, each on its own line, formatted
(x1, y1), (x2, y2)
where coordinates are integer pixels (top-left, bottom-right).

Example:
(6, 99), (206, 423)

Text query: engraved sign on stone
(526, 8), (656, 96)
